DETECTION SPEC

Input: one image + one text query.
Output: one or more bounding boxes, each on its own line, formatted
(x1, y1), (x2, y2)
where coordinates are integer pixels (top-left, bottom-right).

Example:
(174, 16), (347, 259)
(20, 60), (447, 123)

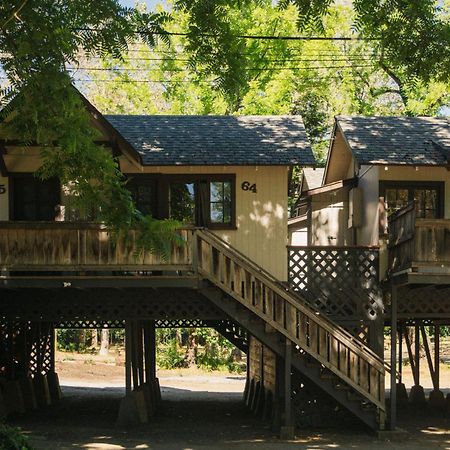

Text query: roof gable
(336, 116), (450, 166)
(104, 115), (315, 166)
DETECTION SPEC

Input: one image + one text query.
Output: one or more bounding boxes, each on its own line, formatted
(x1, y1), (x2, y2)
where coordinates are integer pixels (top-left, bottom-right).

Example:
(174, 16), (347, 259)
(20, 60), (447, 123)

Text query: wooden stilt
(414, 322), (420, 386)
(409, 321), (426, 405)
(136, 321), (144, 387)
(125, 321), (132, 396)
(389, 286), (397, 430)
(398, 324), (402, 383)
(429, 323), (445, 409)
(280, 339), (294, 440)
(131, 321), (139, 390)
(396, 322), (408, 402)
(435, 325), (440, 392)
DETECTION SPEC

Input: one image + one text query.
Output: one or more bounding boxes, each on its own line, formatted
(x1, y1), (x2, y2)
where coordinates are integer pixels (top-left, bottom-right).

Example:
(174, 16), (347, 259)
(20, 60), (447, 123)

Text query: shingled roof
(105, 115), (315, 166)
(336, 116), (450, 166)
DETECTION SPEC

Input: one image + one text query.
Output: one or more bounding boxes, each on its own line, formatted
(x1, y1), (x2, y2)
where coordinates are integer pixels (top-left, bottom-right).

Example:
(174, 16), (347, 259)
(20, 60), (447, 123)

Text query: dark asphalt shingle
(336, 116), (450, 166)
(105, 115), (315, 166)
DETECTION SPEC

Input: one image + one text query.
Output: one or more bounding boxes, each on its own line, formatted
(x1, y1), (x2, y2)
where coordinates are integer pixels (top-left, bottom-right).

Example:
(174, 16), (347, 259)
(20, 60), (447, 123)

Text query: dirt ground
(8, 351), (450, 450)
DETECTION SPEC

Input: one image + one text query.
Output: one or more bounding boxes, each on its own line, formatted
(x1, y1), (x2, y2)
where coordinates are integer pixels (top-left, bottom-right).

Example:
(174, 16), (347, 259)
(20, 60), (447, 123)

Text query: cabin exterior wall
(356, 165), (380, 246)
(0, 176), (8, 220)
(310, 189), (351, 246)
(120, 164), (289, 281)
(1, 162), (289, 281)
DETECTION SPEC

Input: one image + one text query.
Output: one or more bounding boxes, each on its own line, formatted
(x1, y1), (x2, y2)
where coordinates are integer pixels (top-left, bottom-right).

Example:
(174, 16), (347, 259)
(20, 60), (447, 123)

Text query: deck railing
(388, 204), (450, 274)
(0, 221), (194, 272)
(195, 229), (385, 412)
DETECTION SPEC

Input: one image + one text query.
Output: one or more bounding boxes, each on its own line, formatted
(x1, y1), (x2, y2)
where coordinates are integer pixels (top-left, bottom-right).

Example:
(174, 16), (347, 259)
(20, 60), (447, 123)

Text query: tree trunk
(91, 329), (98, 348)
(99, 329), (109, 356)
(184, 329), (197, 368)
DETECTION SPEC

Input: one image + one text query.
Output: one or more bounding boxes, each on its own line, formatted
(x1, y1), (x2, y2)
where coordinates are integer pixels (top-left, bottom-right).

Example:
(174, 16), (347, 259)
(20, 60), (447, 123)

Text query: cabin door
(11, 176), (60, 221)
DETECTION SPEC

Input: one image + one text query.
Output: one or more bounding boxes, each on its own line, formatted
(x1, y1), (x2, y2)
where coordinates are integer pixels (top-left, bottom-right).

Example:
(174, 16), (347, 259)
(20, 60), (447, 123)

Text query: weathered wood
(0, 222), (194, 271)
(388, 203), (450, 274)
(196, 229), (386, 411)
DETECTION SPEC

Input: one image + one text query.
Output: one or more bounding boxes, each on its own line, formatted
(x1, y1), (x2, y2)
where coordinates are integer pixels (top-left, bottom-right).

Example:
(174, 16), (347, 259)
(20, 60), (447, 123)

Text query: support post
(280, 339), (294, 440)
(125, 321), (132, 396)
(389, 285), (397, 431)
(396, 322), (407, 402)
(409, 321), (426, 405)
(429, 323), (445, 409)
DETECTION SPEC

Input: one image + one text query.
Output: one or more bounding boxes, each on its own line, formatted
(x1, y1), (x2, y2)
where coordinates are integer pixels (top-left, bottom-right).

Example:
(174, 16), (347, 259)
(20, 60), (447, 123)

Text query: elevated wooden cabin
(0, 97), (388, 433)
(289, 115), (450, 427)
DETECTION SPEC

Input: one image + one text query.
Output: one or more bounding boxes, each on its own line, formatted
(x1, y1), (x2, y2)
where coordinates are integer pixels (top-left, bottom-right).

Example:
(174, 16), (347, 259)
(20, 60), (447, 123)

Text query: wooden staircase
(193, 229), (386, 430)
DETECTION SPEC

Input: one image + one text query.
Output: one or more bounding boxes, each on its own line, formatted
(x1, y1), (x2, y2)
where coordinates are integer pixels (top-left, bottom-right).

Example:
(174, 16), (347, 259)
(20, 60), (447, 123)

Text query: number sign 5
(0, 184), (6, 195)
(241, 181), (257, 193)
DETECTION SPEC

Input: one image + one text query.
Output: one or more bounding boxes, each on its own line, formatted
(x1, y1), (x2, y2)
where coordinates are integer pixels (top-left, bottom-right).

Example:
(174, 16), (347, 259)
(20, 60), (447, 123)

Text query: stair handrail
(196, 229), (385, 371)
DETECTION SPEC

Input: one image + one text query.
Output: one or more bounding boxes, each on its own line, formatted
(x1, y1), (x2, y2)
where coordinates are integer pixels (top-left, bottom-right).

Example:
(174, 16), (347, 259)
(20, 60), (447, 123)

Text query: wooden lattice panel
(394, 286), (450, 320)
(288, 247), (383, 321)
(0, 321), (54, 378)
(0, 288), (226, 322)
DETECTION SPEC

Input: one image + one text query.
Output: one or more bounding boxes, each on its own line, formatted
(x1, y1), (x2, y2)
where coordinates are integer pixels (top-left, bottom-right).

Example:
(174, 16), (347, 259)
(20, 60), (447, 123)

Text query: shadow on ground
(7, 385), (450, 449)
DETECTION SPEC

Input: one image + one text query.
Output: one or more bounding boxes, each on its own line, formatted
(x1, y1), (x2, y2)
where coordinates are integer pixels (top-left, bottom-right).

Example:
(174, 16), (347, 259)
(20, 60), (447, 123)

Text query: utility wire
(67, 64), (376, 72)
(76, 27), (377, 41)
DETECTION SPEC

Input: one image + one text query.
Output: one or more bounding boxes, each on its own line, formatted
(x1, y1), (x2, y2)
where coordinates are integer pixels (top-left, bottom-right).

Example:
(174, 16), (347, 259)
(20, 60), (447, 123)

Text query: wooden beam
(390, 286), (397, 431)
(414, 323), (420, 386)
(125, 321), (132, 396)
(0, 141), (8, 177)
(435, 325), (440, 391)
(404, 327), (417, 385)
(420, 325), (437, 390)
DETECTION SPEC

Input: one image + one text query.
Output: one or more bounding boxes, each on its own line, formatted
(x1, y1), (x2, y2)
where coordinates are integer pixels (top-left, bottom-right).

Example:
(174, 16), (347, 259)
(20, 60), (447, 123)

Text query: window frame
(379, 180), (445, 219)
(166, 174), (236, 230)
(9, 173), (61, 221)
(124, 173), (237, 230)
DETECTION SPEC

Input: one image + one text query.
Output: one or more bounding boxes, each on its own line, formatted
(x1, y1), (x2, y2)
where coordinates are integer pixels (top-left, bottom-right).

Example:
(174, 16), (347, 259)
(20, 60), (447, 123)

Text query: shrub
(0, 424), (34, 450)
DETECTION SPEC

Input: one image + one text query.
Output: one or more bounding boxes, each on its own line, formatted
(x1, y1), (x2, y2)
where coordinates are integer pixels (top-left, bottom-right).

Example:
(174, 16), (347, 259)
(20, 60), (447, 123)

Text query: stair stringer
(200, 285), (381, 430)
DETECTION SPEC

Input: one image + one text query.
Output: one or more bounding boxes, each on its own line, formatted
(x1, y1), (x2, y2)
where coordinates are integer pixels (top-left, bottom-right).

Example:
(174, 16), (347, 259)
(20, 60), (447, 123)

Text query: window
(210, 181), (232, 224)
(380, 181), (444, 218)
(170, 182), (195, 223)
(168, 176), (235, 228)
(12, 176), (60, 221)
(126, 177), (156, 217)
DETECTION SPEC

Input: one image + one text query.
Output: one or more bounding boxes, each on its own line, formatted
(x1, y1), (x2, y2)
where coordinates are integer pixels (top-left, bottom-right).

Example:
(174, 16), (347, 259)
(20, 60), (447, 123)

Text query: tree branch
(1, 0), (28, 30)
(378, 61), (408, 106)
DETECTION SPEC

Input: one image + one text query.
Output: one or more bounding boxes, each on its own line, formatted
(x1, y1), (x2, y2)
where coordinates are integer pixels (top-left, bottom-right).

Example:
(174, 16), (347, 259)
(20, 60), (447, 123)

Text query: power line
(71, 56), (375, 63)
(67, 64), (376, 73)
(72, 75), (348, 84)
(76, 27), (377, 42)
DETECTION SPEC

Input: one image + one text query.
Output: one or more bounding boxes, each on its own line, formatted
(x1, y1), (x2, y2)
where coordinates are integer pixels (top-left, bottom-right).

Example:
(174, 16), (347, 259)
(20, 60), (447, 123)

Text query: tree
(0, 0), (448, 225)
(82, 1), (448, 166)
(0, 1), (183, 251)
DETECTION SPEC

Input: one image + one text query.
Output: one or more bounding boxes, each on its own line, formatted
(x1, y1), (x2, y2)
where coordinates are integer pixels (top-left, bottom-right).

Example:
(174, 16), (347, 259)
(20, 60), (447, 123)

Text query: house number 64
(241, 181), (257, 193)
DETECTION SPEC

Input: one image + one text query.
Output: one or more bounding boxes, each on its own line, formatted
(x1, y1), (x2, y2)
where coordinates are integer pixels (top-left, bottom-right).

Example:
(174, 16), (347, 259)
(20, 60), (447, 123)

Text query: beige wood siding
(120, 162), (289, 280)
(0, 176), (8, 220)
(325, 129), (353, 183)
(310, 189), (352, 246)
(356, 165), (380, 246)
(3, 147), (42, 173)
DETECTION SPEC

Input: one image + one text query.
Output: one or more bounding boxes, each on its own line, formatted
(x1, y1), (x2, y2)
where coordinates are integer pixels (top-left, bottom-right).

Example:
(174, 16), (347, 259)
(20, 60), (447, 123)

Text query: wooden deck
(388, 203), (450, 285)
(0, 222), (195, 287)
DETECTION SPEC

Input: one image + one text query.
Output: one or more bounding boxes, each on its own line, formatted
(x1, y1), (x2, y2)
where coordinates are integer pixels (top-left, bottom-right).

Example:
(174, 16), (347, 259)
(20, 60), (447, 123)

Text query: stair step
(360, 401), (376, 411)
(347, 391), (362, 402)
(333, 382), (350, 391)
(320, 370), (336, 380)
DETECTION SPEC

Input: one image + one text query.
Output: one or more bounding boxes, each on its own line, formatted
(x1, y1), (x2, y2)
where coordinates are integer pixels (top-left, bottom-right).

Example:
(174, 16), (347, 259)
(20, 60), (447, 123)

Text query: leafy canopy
(0, 0), (448, 234)
(0, 1), (183, 254)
